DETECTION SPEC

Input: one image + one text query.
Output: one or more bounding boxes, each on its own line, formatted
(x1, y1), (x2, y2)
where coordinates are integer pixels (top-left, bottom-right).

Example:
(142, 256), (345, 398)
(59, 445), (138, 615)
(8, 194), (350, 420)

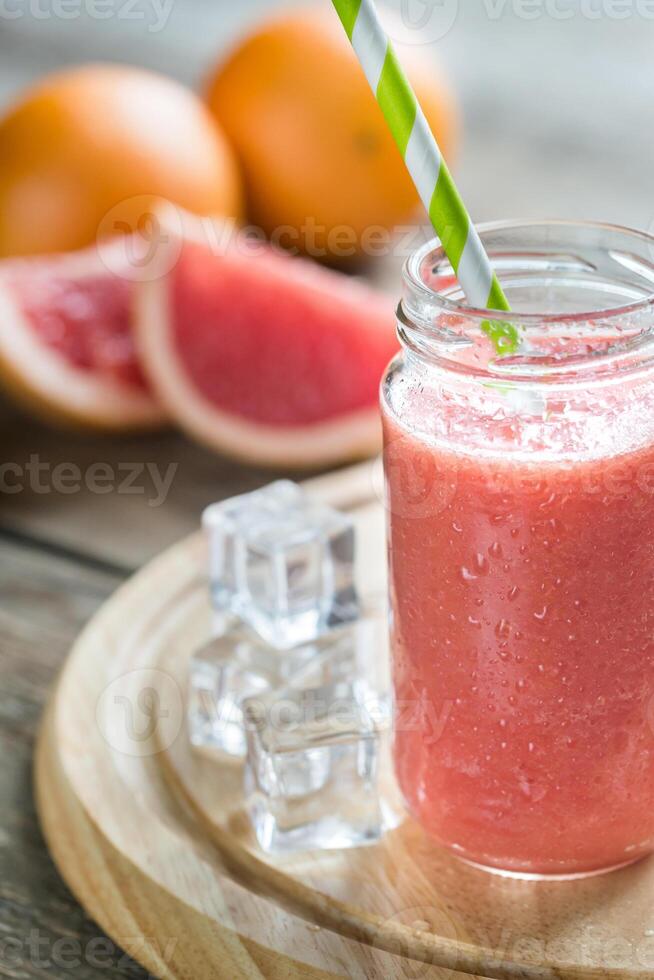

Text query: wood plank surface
(0, 402), (289, 570)
(0, 534), (151, 977)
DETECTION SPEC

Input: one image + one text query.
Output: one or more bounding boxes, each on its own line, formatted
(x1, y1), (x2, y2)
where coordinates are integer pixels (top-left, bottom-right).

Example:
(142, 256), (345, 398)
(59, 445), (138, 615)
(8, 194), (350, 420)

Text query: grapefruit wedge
(135, 214), (398, 468)
(0, 238), (165, 430)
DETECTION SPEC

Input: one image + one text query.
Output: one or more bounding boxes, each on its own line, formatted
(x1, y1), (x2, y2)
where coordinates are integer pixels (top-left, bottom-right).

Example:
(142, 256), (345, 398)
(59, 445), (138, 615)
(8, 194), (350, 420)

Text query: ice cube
(188, 610), (389, 759)
(188, 630), (315, 757)
(243, 680), (390, 853)
(203, 481), (302, 614)
(204, 481), (359, 648)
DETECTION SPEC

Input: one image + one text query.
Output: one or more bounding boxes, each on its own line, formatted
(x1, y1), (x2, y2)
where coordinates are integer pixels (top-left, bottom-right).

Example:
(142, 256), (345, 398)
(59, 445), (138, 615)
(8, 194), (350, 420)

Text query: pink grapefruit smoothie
(383, 393), (654, 877)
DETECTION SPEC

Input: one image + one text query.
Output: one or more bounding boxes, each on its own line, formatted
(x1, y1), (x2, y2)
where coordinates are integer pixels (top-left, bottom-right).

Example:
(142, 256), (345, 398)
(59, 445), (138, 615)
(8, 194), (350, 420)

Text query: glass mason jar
(381, 220), (654, 879)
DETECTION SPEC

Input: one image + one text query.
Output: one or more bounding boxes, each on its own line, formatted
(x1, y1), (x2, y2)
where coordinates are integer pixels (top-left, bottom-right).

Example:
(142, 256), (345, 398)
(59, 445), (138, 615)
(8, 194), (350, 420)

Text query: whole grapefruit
(0, 64), (243, 257)
(205, 7), (458, 261)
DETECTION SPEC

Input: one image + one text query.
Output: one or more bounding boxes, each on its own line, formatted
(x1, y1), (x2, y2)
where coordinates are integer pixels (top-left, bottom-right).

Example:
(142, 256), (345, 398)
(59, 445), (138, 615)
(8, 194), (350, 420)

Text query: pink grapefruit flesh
(135, 217), (398, 468)
(0, 239), (165, 430)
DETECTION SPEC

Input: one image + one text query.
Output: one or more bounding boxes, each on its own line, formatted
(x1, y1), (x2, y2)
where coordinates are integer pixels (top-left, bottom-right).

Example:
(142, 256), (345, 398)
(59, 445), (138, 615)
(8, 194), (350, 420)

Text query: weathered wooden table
(1, 2), (653, 975)
(0, 404), (283, 978)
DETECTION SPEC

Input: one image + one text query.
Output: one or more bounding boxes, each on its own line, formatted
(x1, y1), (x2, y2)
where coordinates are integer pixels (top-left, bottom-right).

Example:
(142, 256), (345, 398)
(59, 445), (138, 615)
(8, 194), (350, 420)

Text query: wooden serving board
(34, 462), (654, 980)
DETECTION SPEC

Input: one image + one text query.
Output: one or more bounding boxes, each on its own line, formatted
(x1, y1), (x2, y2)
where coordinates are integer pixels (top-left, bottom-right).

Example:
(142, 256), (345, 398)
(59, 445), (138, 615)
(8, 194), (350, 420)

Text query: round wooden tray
(34, 467), (654, 980)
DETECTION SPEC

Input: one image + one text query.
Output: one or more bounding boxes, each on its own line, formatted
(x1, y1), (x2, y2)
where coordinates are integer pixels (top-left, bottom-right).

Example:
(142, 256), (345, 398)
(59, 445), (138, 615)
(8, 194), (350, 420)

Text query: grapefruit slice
(135, 214), (398, 468)
(0, 238), (165, 430)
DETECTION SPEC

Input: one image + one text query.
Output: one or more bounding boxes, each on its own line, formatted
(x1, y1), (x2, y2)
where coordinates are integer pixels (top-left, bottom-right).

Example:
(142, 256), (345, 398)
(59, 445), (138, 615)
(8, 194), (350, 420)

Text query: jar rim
(404, 218), (654, 325)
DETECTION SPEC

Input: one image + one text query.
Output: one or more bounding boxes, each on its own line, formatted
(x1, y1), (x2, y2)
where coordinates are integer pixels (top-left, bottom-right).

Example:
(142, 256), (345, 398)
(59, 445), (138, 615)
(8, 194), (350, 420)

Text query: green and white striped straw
(332, 0), (518, 351)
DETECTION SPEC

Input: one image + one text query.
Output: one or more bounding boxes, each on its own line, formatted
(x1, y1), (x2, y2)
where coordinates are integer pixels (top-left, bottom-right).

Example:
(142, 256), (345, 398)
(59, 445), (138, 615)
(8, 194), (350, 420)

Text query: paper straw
(332, 0), (517, 350)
